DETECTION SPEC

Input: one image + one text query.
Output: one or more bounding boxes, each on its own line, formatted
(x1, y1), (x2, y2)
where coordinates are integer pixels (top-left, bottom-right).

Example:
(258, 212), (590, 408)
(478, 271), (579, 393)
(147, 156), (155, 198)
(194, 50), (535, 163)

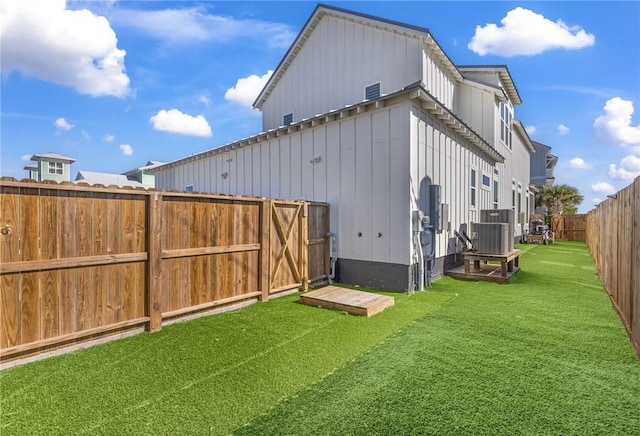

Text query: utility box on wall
(472, 222), (511, 254)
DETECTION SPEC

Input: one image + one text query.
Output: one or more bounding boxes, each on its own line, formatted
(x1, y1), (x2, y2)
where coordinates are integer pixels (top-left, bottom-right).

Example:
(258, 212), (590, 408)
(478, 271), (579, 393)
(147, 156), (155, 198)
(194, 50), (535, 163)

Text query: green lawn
(1, 242), (639, 435)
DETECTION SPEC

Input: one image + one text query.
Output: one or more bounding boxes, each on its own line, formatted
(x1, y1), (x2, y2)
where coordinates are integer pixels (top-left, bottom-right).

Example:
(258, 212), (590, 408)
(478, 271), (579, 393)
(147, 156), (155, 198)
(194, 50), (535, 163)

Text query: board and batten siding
(453, 82), (496, 148)
(156, 102), (413, 266)
(410, 105), (497, 258)
(261, 15), (423, 131)
(422, 49), (456, 111)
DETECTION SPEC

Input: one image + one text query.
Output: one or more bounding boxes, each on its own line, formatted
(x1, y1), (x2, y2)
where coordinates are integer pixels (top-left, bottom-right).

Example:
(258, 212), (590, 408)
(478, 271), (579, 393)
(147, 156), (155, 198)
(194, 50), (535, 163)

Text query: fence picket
(586, 177), (639, 357)
(0, 179), (328, 365)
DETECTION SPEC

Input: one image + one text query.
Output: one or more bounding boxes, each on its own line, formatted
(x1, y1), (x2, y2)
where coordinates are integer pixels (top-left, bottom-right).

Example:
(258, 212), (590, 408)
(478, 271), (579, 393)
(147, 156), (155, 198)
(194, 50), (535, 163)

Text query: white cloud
(591, 182), (616, 195)
(468, 7), (595, 57)
(557, 124), (570, 135)
(0, 0), (130, 97)
(524, 125), (537, 136)
(593, 97), (640, 146)
(120, 144), (133, 156)
(569, 157), (592, 169)
(149, 108), (212, 137)
(20, 154), (32, 161)
(111, 7), (296, 49)
(592, 197), (604, 205)
(198, 94), (211, 106)
(103, 134), (115, 142)
(225, 70), (273, 110)
(81, 130), (90, 140)
(608, 154), (640, 180)
(54, 117), (74, 130)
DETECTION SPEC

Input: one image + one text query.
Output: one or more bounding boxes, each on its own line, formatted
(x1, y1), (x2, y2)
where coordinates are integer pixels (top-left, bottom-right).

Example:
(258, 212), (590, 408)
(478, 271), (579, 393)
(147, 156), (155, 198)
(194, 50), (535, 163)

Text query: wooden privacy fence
(551, 214), (586, 241)
(0, 179), (329, 364)
(586, 177), (639, 357)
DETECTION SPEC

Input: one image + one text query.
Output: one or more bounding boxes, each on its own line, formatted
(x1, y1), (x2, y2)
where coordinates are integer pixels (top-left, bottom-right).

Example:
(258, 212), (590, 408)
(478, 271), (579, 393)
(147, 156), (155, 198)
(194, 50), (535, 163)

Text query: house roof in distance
(75, 171), (148, 188)
(30, 153), (75, 163)
(121, 160), (165, 176)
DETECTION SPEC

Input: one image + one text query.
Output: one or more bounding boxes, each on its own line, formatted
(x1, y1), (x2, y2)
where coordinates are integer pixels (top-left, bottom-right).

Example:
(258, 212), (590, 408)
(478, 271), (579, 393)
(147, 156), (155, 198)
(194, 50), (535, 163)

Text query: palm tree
(535, 184), (584, 215)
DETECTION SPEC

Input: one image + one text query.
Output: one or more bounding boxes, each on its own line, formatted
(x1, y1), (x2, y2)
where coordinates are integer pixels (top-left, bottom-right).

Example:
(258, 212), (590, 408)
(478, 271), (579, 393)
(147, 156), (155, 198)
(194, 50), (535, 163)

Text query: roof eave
(408, 87), (504, 164)
(513, 120), (536, 153)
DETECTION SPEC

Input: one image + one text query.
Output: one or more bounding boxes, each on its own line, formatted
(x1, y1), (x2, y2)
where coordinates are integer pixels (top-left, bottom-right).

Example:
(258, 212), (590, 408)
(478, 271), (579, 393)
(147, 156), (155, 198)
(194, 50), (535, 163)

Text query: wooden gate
(552, 214), (586, 241)
(268, 201), (306, 294)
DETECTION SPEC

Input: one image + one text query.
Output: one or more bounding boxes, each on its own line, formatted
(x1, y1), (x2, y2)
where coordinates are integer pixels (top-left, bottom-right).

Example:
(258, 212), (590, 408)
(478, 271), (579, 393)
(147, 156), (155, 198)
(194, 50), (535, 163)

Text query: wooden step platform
(300, 286), (394, 317)
(447, 249), (521, 284)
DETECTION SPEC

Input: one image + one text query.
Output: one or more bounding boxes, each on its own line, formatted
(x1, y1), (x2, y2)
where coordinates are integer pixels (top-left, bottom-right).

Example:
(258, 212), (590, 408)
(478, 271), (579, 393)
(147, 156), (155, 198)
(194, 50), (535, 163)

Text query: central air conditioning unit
(480, 209), (514, 252)
(472, 222), (511, 254)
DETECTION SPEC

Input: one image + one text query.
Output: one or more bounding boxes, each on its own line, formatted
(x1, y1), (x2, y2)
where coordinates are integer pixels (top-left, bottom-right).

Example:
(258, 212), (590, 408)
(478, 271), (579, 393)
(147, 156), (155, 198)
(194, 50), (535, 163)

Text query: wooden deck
(300, 286), (394, 317)
(447, 249), (521, 284)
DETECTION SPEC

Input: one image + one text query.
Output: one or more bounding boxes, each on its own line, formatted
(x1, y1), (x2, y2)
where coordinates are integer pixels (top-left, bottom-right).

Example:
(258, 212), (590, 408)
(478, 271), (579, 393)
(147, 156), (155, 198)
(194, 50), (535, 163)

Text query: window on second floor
(283, 113), (293, 126)
(500, 102), (512, 149)
(365, 83), (381, 100)
(470, 168), (477, 208)
(49, 162), (63, 175)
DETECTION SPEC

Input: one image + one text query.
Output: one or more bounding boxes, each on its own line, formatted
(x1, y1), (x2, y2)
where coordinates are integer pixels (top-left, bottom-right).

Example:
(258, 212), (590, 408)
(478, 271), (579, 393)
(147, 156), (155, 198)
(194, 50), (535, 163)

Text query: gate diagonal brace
(271, 204), (301, 283)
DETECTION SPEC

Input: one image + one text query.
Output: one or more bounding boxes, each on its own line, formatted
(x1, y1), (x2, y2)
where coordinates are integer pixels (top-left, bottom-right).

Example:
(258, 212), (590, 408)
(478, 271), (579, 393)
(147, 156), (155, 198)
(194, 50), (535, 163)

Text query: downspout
(327, 232), (337, 284)
(424, 224), (436, 288)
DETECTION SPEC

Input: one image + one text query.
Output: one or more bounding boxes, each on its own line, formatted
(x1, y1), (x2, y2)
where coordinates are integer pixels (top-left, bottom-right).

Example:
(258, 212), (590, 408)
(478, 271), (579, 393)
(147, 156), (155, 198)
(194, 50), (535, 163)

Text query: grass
(2, 242), (639, 435)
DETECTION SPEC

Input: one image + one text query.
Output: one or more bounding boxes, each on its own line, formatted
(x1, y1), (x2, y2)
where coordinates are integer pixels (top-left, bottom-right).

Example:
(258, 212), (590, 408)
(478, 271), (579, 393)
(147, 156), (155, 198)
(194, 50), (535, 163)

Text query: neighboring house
(74, 171), (147, 188)
(530, 141), (558, 187)
(154, 4), (535, 290)
(23, 153), (162, 189)
(24, 153), (75, 182)
(122, 160), (165, 187)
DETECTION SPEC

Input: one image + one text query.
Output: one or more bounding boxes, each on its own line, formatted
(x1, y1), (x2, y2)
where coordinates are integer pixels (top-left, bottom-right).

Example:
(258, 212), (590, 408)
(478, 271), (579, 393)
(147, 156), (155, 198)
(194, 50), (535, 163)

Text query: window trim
(499, 102), (513, 150)
(470, 168), (477, 208)
(48, 161), (63, 175)
(481, 173), (491, 190)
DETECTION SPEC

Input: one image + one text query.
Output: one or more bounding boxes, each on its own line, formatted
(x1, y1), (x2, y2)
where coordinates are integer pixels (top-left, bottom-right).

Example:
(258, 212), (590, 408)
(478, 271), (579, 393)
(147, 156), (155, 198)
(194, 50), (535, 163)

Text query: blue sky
(1, 1), (639, 213)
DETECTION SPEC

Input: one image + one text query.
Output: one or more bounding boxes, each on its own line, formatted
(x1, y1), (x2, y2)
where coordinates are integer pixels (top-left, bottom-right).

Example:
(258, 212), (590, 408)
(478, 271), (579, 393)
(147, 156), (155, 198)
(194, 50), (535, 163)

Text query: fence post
(301, 202), (309, 291)
(259, 199), (272, 301)
(148, 191), (163, 332)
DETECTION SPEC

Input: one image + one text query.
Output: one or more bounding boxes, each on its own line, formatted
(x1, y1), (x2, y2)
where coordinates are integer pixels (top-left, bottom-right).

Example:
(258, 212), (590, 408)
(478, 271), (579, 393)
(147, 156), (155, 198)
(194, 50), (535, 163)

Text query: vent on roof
(365, 83), (381, 100)
(283, 113), (293, 126)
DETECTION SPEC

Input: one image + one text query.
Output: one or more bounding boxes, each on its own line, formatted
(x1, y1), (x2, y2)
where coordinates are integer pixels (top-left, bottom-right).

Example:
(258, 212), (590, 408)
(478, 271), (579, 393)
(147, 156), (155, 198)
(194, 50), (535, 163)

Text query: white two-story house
(154, 4), (535, 290)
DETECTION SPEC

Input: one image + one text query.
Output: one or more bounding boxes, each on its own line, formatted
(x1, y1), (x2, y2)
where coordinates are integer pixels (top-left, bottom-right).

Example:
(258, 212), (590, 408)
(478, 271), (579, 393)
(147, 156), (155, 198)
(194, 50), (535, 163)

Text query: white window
(482, 174), (491, 189)
(500, 102), (513, 149)
(470, 169), (477, 208)
(49, 162), (63, 175)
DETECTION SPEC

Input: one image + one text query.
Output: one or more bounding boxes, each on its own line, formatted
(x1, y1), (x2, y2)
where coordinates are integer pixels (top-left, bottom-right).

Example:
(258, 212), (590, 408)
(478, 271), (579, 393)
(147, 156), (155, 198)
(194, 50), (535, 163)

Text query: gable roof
(31, 153), (75, 163)
(253, 3), (463, 110)
(458, 65), (522, 105)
